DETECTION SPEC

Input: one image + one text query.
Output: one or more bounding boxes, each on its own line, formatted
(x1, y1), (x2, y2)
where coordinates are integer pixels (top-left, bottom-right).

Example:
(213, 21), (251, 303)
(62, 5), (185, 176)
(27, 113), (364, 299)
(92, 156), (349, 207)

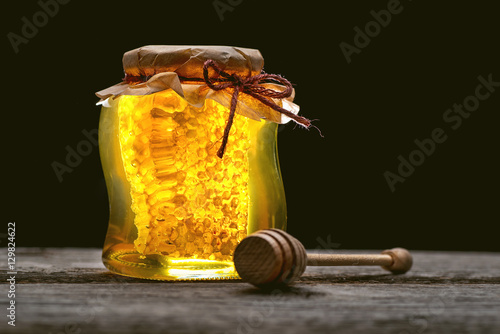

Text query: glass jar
(96, 46), (301, 280)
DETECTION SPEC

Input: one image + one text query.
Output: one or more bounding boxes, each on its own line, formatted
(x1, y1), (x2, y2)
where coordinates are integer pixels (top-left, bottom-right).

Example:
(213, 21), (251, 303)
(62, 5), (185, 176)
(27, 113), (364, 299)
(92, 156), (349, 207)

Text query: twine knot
(202, 59), (312, 158)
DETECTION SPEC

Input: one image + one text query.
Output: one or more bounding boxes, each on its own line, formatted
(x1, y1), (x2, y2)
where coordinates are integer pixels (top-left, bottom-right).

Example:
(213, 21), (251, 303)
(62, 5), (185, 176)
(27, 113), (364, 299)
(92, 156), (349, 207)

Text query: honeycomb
(117, 89), (250, 262)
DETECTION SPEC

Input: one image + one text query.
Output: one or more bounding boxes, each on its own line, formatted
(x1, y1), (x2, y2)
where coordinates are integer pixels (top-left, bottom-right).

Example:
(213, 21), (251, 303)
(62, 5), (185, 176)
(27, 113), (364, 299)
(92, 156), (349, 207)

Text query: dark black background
(3, 0), (499, 251)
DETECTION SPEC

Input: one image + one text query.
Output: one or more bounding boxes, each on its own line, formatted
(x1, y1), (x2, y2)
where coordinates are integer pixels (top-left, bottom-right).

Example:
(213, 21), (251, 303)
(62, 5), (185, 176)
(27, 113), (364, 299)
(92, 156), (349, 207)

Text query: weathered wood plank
(1, 248), (499, 334)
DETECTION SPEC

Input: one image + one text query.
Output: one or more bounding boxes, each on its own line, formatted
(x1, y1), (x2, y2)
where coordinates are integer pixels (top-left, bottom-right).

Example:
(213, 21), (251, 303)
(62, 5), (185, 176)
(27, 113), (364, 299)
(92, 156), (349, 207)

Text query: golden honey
(99, 89), (287, 280)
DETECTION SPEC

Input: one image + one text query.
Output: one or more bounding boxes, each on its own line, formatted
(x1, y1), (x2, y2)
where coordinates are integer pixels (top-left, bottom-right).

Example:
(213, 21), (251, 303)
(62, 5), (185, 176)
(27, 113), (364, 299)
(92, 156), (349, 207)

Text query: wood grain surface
(1, 248), (499, 334)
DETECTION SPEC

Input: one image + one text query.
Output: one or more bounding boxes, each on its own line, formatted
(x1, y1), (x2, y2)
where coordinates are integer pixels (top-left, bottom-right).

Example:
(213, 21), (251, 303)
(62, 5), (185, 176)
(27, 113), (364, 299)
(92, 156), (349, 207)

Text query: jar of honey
(95, 45), (307, 280)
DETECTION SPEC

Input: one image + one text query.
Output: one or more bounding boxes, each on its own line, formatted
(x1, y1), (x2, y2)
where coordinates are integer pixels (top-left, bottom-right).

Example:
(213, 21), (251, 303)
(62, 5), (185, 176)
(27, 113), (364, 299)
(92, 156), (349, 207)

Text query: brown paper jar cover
(122, 45), (264, 79)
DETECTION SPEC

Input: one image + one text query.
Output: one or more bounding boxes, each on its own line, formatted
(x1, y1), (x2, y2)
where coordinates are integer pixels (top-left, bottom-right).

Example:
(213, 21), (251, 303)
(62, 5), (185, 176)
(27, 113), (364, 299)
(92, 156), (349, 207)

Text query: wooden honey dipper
(233, 228), (413, 287)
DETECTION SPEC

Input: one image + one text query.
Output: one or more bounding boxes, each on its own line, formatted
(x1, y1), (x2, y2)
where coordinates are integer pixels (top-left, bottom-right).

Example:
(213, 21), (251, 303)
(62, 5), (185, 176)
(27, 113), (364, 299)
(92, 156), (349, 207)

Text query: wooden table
(1, 248), (499, 334)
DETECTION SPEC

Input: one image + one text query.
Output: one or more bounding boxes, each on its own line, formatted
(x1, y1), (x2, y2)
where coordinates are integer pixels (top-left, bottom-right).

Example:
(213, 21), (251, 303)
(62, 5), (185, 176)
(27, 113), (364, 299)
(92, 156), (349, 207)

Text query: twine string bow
(202, 59), (311, 158)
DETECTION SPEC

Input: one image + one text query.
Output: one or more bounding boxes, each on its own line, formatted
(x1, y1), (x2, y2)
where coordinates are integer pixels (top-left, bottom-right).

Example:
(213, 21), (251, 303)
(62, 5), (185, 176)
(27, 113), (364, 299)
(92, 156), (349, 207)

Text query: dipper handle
(307, 247), (413, 274)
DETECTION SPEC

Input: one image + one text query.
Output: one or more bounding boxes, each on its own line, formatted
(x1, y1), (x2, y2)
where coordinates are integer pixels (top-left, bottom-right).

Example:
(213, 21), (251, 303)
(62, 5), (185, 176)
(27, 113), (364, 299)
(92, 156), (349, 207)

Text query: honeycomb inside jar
(100, 88), (286, 280)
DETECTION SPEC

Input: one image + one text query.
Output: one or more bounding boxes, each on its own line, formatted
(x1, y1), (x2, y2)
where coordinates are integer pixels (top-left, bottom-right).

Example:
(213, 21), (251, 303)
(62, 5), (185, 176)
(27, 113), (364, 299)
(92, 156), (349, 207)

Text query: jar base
(102, 244), (240, 281)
